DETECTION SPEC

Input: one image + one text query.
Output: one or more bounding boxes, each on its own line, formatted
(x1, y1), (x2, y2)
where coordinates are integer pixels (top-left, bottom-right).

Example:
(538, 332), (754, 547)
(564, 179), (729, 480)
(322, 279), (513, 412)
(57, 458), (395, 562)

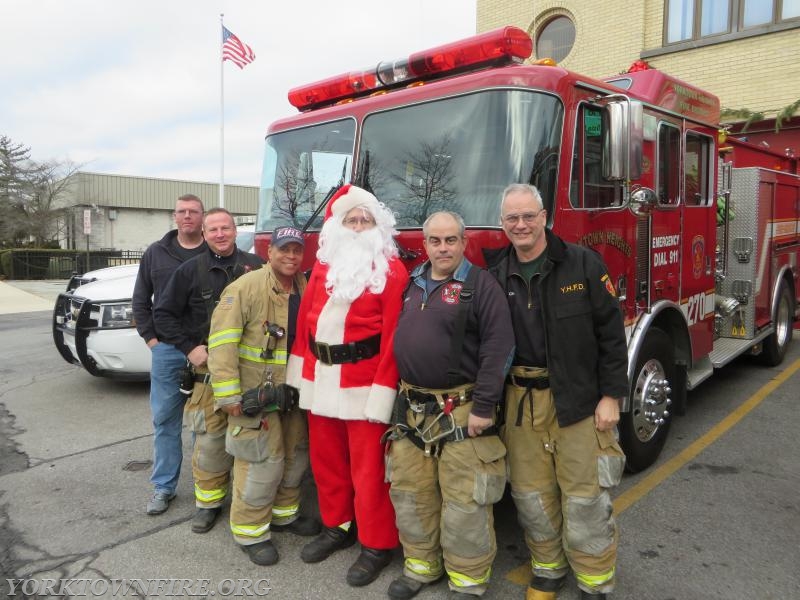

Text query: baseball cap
(272, 226), (305, 248)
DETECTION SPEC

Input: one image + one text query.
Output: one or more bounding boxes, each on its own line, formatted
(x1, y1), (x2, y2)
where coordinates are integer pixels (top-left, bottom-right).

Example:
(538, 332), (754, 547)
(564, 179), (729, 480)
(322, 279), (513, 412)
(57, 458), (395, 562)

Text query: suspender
(447, 264), (480, 387)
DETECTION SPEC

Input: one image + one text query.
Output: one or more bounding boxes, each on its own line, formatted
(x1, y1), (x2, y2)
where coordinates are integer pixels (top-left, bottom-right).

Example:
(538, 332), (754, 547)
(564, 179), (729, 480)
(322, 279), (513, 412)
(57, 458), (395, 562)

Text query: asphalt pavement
(0, 282), (798, 599)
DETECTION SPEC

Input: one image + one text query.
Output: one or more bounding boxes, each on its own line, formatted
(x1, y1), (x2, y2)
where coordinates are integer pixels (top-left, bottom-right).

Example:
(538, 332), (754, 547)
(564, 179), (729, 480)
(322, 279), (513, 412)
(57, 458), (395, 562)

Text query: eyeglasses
(174, 209), (202, 216)
(501, 210), (543, 225)
(343, 216), (376, 227)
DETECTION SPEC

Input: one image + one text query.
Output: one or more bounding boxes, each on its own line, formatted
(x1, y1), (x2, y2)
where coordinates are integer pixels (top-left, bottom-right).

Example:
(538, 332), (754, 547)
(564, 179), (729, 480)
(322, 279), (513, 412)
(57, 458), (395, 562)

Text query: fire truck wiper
(301, 158), (348, 233)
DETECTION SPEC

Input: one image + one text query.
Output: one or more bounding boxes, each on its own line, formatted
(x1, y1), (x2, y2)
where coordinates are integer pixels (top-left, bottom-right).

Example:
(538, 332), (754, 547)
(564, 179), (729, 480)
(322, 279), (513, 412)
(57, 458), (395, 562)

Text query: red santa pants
(307, 413), (399, 550)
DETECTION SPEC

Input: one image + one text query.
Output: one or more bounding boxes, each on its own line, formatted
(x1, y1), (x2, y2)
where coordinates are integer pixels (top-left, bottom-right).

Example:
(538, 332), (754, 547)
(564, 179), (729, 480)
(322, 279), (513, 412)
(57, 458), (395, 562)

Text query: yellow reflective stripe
(533, 559), (567, 570)
(448, 567), (491, 587)
(405, 557), (442, 577)
(208, 328), (243, 349)
(194, 483), (226, 503)
(211, 379), (241, 397)
(230, 522), (270, 538)
(575, 567), (615, 588)
(238, 344), (288, 365)
(272, 504), (299, 518)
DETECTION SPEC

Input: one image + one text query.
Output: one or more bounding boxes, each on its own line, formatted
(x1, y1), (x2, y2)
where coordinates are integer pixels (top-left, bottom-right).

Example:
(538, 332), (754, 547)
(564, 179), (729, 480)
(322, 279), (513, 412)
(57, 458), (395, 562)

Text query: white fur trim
(364, 384), (397, 424)
(286, 354), (302, 388)
(331, 186), (380, 219)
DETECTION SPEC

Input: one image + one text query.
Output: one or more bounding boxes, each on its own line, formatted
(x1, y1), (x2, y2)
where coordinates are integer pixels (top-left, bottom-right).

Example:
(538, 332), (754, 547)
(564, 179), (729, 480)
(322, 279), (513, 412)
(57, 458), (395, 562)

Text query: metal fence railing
(0, 250), (143, 280)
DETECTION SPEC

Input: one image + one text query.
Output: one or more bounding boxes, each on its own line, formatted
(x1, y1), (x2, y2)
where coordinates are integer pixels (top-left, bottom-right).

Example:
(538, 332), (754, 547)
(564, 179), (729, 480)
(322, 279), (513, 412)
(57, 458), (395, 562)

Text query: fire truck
(253, 26), (799, 472)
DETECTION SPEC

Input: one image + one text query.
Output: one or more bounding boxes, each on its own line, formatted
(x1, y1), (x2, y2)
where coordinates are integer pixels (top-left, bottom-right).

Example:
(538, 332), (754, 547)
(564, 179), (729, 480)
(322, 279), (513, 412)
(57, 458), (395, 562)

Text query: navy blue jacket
(153, 248), (264, 357)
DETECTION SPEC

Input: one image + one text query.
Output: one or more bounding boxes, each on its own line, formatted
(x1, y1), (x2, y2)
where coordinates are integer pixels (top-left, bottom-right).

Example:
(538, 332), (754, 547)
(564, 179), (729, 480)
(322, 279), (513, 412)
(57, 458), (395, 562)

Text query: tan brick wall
(476, 0), (800, 119)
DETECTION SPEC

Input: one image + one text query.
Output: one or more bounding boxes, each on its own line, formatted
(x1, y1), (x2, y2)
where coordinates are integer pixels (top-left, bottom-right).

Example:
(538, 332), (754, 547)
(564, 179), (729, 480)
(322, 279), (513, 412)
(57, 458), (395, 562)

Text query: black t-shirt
(170, 235), (205, 263)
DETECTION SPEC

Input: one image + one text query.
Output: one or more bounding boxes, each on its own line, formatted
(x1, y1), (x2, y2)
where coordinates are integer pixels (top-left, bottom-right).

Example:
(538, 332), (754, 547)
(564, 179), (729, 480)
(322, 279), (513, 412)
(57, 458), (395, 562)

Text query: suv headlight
(99, 302), (135, 328)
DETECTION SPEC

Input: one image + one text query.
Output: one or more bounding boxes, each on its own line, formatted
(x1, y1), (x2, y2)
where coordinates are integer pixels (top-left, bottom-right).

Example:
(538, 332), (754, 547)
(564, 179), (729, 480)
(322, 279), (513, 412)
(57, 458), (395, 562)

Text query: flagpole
(219, 13), (225, 209)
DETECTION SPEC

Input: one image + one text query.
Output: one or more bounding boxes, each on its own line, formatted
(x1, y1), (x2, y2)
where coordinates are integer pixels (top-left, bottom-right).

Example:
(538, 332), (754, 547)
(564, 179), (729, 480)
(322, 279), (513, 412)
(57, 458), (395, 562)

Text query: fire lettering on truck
(652, 235), (680, 249)
(652, 235), (681, 267)
(577, 231), (632, 256)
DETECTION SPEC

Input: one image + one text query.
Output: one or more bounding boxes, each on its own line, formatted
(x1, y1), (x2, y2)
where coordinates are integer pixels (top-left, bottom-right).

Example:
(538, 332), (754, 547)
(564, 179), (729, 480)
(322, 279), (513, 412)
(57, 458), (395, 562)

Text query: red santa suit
(287, 184), (409, 550)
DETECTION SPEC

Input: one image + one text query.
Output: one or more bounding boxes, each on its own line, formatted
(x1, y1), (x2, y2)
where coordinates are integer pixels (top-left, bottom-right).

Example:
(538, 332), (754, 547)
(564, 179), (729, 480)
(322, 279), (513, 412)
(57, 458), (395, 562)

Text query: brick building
(477, 0), (800, 152)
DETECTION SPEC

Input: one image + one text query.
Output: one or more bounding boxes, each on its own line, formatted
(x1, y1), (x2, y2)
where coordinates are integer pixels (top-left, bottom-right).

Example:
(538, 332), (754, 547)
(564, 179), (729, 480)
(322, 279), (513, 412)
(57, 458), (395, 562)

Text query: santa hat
(324, 184), (381, 221)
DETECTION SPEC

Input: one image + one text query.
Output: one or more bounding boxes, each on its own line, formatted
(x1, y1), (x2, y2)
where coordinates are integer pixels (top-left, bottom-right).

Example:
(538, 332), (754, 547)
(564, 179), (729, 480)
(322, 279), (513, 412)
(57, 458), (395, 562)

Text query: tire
(759, 281), (795, 367)
(619, 327), (675, 473)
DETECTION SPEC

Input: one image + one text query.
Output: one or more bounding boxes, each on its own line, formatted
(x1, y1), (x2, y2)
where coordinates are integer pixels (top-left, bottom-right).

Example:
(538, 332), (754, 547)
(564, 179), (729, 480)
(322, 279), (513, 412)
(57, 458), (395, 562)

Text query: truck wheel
(759, 281), (795, 366)
(619, 327), (674, 473)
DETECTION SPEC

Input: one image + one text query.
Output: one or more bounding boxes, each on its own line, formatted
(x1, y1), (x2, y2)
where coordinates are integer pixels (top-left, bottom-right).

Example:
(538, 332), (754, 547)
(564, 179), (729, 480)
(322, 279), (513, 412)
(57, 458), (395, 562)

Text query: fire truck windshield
(259, 119), (356, 232)
(258, 90), (562, 232)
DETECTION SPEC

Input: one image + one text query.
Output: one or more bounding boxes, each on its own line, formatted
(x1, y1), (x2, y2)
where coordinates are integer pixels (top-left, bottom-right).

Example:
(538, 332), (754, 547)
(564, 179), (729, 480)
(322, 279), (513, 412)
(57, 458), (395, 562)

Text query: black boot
(300, 525), (357, 563)
(271, 515), (321, 537)
(242, 540), (279, 566)
(580, 592), (607, 600)
(191, 507), (220, 534)
(387, 574), (443, 600)
(346, 547), (393, 587)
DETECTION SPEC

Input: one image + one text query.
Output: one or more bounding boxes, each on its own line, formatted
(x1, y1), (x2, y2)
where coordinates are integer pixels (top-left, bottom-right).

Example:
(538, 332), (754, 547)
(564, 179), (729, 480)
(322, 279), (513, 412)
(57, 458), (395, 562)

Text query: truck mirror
(629, 185), (657, 216)
(603, 100), (643, 181)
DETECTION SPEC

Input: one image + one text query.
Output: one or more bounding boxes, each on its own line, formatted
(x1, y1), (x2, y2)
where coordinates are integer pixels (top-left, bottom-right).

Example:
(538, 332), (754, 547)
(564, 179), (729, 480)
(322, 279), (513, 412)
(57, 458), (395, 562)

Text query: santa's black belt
(508, 374), (550, 389)
(310, 333), (381, 366)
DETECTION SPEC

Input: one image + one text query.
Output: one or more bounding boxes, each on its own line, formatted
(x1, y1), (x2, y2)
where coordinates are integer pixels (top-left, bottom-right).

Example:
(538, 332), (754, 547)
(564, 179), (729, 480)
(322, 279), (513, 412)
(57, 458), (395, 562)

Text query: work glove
(270, 383), (300, 413)
(240, 387), (268, 417)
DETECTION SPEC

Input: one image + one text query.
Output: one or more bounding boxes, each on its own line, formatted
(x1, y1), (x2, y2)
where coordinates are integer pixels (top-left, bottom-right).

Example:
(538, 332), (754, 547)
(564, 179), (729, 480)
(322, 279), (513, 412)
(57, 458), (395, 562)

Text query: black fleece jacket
(484, 229), (629, 427)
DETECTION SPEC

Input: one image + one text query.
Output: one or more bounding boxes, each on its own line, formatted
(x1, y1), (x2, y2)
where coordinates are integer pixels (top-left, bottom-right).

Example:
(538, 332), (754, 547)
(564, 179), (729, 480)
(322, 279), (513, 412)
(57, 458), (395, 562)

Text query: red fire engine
(253, 26), (799, 472)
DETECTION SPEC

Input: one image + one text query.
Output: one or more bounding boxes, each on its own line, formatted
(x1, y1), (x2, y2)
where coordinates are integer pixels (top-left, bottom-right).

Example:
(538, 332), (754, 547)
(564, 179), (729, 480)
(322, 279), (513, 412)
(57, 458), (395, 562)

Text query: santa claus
(287, 184), (409, 587)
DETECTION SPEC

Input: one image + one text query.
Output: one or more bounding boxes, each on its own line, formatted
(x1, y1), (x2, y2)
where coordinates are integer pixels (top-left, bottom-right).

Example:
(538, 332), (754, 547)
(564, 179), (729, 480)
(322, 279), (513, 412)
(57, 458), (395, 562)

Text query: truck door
(680, 130), (716, 358)
(648, 121), (682, 307)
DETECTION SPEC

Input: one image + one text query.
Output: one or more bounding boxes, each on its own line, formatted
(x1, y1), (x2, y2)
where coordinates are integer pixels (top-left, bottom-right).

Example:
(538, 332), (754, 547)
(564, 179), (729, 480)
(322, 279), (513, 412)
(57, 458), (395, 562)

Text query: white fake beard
(318, 224), (392, 303)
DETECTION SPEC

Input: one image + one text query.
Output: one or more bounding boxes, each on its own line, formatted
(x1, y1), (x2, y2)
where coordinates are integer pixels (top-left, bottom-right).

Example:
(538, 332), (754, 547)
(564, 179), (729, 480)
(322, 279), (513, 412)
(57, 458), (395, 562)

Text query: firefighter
(484, 184), (628, 600)
(133, 193), (207, 516)
(207, 226), (319, 565)
(386, 211), (514, 599)
(152, 208), (264, 535)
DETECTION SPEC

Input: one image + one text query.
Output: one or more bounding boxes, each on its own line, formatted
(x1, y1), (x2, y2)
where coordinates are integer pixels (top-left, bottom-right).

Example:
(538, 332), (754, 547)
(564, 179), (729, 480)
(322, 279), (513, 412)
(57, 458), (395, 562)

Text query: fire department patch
(441, 282), (463, 304)
(601, 273), (616, 297)
(692, 235), (705, 279)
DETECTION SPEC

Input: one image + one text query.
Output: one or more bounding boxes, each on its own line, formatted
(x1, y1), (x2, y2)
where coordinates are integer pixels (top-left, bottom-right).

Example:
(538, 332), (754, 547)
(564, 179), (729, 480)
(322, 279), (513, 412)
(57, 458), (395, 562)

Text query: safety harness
(386, 265), (497, 456)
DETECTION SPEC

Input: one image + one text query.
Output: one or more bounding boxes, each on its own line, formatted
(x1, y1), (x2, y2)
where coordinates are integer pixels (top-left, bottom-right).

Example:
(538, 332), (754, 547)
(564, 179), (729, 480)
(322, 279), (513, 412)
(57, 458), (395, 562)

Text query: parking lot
(1, 280), (799, 599)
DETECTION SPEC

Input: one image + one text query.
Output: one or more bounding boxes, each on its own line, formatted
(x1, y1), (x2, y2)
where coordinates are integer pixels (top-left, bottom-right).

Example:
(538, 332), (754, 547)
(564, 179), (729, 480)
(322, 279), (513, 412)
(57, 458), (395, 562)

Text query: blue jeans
(149, 342), (188, 495)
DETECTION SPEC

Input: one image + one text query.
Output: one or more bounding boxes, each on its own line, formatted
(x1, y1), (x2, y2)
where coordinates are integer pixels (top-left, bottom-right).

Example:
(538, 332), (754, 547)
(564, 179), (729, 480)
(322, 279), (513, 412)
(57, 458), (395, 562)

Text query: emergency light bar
(288, 26), (533, 111)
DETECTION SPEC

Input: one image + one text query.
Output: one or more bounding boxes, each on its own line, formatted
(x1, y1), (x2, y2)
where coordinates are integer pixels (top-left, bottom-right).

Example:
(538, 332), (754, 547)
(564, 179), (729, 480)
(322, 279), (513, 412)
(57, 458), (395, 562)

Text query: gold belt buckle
(315, 341), (333, 365)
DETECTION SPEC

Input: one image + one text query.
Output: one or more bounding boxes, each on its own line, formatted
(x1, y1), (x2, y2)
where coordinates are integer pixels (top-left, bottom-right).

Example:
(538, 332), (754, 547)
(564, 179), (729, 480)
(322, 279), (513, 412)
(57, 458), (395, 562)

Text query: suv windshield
(258, 90), (562, 232)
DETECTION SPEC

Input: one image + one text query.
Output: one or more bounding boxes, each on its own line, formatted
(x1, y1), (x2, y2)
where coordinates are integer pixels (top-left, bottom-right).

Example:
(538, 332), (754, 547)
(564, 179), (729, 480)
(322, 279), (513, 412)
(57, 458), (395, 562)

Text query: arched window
(536, 15), (575, 62)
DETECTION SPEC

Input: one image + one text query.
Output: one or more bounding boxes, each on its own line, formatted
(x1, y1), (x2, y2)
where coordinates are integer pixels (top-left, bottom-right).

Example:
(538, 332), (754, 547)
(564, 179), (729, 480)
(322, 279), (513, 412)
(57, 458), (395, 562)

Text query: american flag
(222, 26), (255, 69)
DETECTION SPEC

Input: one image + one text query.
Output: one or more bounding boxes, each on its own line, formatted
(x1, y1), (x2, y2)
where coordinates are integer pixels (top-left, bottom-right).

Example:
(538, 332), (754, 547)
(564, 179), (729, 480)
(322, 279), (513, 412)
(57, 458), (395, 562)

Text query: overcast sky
(1, 0), (477, 187)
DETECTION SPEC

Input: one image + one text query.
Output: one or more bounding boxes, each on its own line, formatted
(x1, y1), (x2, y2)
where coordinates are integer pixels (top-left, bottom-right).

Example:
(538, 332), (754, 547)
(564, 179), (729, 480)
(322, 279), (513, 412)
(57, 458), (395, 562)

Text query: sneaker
(388, 574), (444, 600)
(300, 525), (357, 563)
(242, 540), (279, 566)
(146, 491), (176, 515)
(346, 547), (393, 587)
(191, 507), (221, 533)
(271, 515), (321, 537)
